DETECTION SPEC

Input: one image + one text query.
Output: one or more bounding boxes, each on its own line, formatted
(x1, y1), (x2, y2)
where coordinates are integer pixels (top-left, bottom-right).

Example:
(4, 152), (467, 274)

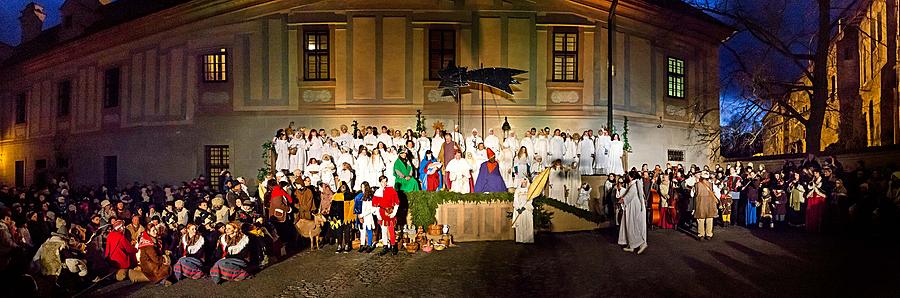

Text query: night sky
(0, 0), (64, 46)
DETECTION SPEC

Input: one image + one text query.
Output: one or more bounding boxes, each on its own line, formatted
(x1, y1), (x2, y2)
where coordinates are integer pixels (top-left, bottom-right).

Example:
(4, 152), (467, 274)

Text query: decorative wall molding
(303, 89), (332, 103)
(550, 90), (579, 104)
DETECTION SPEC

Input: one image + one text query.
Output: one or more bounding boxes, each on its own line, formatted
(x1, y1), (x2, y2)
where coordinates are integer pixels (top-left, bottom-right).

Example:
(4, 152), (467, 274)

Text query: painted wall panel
(382, 17), (407, 100)
(630, 36), (652, 112)
(352, 17), (376, 100)
(507, 17), (531, 101)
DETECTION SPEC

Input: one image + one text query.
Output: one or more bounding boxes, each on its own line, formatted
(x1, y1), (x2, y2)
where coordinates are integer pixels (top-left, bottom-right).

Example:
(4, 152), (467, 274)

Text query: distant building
(0, 0), (729, 187)
(763, 0), (900, 155)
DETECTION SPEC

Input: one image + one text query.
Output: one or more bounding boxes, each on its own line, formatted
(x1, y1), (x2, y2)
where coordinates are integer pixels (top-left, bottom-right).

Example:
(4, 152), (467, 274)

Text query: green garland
(407, 191), (514, 227)
(534, 197), (602, 223)
(623, 116), (632, 152)
(415, 110), (426, 137)
(256, 140), (274, 182)
(407, 191), (597, 228)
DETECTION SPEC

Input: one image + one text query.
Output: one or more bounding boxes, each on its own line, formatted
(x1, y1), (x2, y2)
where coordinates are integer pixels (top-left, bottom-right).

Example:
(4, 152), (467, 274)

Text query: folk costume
(805, 176), (826, 232)
(210, 232), (251, 284)
(173, 233), (206, 280)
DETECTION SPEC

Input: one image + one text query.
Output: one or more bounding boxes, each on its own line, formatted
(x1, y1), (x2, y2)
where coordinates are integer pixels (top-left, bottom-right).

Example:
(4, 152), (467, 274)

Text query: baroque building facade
(0, 0), (728, 187)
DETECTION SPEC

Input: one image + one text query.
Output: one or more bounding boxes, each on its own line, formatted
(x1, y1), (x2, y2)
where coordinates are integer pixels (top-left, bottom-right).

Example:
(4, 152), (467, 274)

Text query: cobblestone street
(86, 227), (899, 297)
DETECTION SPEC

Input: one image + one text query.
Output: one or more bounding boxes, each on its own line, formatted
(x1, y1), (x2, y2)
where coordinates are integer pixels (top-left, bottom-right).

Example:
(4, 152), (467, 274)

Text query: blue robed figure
(419, 150), (443, 191)
(474, 148), (507, 192)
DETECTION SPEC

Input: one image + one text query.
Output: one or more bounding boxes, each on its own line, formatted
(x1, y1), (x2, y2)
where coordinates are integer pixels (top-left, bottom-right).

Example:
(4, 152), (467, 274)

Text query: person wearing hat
(105, 218), (138, 281)
(692, 171), (720, 240)
(212, 195), (229, 225)
(474, 148), (508, 193)
(174, 200), (189, 226)
(32, 220), (74, 278)
(226, 181), (250, 209)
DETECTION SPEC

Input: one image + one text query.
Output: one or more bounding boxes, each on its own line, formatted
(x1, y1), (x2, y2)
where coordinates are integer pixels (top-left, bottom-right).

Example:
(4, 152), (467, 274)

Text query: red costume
(105, 229), (137, 269)
(373, 186), (400, 245)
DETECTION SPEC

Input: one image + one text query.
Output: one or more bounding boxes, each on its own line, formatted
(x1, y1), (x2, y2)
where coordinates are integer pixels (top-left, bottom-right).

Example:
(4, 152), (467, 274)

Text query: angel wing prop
(438, 61), (527, 97)
(511, 168), (551, 227)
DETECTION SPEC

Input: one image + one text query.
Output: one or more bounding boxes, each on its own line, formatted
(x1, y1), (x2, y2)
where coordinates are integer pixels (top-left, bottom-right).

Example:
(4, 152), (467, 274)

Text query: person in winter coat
(129, 223), (171, 285)
(104, 219), (137, 281)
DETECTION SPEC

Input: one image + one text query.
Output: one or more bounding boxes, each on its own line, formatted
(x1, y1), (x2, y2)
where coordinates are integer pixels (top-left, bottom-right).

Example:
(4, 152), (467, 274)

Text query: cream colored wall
(0, 2), (725, 185)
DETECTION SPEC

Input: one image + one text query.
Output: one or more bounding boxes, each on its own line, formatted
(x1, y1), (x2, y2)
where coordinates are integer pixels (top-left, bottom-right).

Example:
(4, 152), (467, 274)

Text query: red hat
(486, 148), (495, 159)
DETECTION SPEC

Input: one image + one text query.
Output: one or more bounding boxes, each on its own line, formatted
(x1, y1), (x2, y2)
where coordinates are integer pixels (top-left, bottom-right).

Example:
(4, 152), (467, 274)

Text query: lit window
(304, 31), (330, 80)
(206, 145), (230, 186)
(202, 49), (228, 82)
(667, 149), (685, 162)
(667, 57), (685, 98)
(552, 30), (578, 81)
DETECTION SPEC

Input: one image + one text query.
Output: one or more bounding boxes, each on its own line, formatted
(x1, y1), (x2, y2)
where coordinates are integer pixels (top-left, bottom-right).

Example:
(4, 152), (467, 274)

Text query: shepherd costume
(474, 149), (507, 193)
(173, 234), (206, 280)
(617, 179), (647, 252)
(210, 234), (251, 284)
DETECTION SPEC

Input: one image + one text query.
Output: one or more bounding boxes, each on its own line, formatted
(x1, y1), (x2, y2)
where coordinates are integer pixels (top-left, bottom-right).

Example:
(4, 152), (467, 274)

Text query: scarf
(136, 231), (157, 249)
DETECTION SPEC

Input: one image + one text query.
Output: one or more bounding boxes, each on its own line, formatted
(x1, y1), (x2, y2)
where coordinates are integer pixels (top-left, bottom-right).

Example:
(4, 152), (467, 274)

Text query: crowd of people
(0, 120), (897, 295)
(602, 153), (900, 255)
(271, 123), (623, 209)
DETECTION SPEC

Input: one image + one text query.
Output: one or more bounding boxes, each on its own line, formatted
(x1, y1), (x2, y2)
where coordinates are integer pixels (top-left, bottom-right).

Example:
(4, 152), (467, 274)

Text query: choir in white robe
(520, 135), (534, 158)
(288, 137), (307, 172)
(465, 133), (483, 154)
(548, 166), (567, 202)
(274, 138), (290, 171)
(320, 159), (337, 189)
(617, 179), (647, 250)
(512, 185), (534, 243)
(577, 139), (595, 175)
(503, 135), (519, 157)
(354, 154), (373, 190)
(472, 149), (488, 179)
(594, 135), (611, 174)
(417, 136), (431, 164)
(563, 138), (578, 168)
(608, 140), (625, 175)
(484, 129), (501, 153)
(335, 132), (354, 149)
(512, 154), (531, 186)
(446, 158), (472, 193)
(377, 133), (392, 148)
(371, 153), (387, 182)
(363, 134), (378, 150)
(534, 135), (549, 166)
(305, 162), (322, 186)
(307, 136), (324, 161)
(549, 135), (565, 165)
(566, 167), (581, 206)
